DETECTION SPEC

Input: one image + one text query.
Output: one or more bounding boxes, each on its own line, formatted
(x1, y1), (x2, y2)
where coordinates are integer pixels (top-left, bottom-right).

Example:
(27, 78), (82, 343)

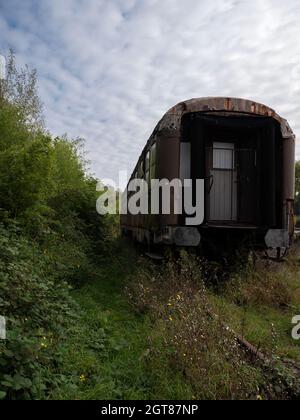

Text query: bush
(0, 53), (116, 400)
(0, 224), (77, 399)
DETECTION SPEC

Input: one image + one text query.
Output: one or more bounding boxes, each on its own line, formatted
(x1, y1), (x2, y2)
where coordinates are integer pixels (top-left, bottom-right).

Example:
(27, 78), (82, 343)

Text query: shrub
(0, 52), (115, 400)
(0, 224), (77, 399)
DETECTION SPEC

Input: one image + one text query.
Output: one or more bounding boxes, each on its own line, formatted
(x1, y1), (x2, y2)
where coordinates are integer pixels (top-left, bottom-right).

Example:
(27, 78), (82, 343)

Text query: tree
(0, 101), (52, 219)
(0, 49), (44, 131)
(295, 161), (300, 220)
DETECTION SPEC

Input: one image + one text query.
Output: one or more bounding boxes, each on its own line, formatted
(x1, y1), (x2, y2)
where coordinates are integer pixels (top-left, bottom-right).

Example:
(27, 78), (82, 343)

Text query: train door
(236, 147), (258, 224)
(206, 142), (237, 222)
(206, 142), (258, 224)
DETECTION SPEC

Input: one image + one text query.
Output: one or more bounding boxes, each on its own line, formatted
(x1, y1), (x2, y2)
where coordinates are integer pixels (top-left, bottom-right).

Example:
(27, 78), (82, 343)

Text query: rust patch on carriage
(149, 97), (295, 145)
(225, 98), (232, 111)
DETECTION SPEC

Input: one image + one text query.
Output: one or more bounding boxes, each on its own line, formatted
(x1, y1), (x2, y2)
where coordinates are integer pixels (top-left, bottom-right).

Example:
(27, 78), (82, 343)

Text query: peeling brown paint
(157, 97), (295, 140)
(131, 97), (296, 190)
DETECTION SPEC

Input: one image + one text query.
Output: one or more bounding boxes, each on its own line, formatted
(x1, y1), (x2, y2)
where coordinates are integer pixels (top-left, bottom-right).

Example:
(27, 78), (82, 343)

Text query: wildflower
(40, 342), (47, 349)
(169, 316), (173, 322)
(79, 374), (86, 382)
(257, 395), (263, 401)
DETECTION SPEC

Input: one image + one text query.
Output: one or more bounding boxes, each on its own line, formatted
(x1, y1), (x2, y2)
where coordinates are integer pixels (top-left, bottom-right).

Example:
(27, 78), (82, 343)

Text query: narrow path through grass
(52, 245), (192, 400)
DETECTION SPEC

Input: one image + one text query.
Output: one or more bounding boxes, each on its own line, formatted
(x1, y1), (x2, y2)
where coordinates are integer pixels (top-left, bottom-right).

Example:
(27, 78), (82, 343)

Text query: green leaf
(0, 391), (6, 400)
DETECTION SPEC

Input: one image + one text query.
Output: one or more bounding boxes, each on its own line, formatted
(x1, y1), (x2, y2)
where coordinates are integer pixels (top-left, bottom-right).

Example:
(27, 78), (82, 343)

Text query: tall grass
(126, 252), (269, 400)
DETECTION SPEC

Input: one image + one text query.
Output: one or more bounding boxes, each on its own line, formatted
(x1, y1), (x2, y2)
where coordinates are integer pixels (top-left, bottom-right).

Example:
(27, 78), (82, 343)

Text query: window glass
(145, 151), (150, 184)
(213, 142), (234, 170)
(150, 142), (156, 179)
(138, 161), (144, 178)
(145, 151), (150, 171)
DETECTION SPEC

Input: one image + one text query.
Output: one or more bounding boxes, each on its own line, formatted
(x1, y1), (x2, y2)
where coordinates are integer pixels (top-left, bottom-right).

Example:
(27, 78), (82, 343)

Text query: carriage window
(145, 151), (150, 185)
(138, 160), (144, 179)
(213, 142), (234, 170)
(128, 172), (137, 197)
(150, 142), (156, 180)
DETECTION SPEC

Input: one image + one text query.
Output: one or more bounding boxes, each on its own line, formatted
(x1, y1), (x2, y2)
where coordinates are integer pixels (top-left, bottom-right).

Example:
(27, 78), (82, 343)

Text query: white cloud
(1, 0), (300, 188)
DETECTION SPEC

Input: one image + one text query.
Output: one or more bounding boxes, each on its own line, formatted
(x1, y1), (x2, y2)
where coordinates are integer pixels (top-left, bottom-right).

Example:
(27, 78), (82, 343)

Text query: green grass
(50, 244), (193, 400)
(211, 248), (300, 365)
(50, 242), (300, 400)
(212, 296), (300, 362)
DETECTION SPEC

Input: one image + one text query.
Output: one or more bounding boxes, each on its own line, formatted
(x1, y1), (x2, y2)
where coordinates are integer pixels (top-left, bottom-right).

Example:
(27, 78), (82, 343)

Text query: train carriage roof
(130, 97), (295, 180)
(157, 97), (295, 139)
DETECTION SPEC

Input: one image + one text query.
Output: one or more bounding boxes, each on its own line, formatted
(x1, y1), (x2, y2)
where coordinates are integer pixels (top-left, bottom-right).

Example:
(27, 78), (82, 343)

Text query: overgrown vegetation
(125, 252), (300, 400)
(295, 161), (300, 226)
(212, 253), (300, 364)
(0, 52), (116, 399)
(0, 225), (77, 399)
(126, 254), (263, 400)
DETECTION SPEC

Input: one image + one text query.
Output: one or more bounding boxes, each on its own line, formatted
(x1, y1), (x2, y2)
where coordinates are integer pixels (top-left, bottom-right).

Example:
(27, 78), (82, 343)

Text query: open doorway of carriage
(180, 114), (261, 227)
(181, 113), (283, 232)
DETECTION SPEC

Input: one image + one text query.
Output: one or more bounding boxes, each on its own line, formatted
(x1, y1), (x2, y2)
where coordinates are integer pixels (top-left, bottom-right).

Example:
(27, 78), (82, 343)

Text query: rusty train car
(121, 97), (296, 255)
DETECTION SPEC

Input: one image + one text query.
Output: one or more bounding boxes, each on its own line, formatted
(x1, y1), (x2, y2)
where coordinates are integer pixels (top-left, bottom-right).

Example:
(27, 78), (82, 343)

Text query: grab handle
(207, 175), (214, 194)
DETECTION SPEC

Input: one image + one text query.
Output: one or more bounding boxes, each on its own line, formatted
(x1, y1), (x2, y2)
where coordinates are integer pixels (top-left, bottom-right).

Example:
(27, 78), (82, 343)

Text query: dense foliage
(0, 53), (115, 399)
(295, 161), (300, 220)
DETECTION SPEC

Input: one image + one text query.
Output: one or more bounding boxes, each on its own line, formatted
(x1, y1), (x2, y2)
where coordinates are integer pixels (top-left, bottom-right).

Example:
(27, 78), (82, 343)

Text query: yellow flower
(40, 342), (48, 349)
(79, 374), (86, 382)
(169, 316), (173, 321)
(257, 395), (263, 401)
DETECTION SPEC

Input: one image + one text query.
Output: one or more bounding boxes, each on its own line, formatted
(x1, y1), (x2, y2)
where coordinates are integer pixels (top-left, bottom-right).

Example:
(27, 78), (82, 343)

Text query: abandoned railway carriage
(121, 97), (296, 254)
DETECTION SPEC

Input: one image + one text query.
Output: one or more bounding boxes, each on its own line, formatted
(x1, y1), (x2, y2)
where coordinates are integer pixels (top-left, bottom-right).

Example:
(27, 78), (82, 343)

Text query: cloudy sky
(0, 0), (300, 187)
